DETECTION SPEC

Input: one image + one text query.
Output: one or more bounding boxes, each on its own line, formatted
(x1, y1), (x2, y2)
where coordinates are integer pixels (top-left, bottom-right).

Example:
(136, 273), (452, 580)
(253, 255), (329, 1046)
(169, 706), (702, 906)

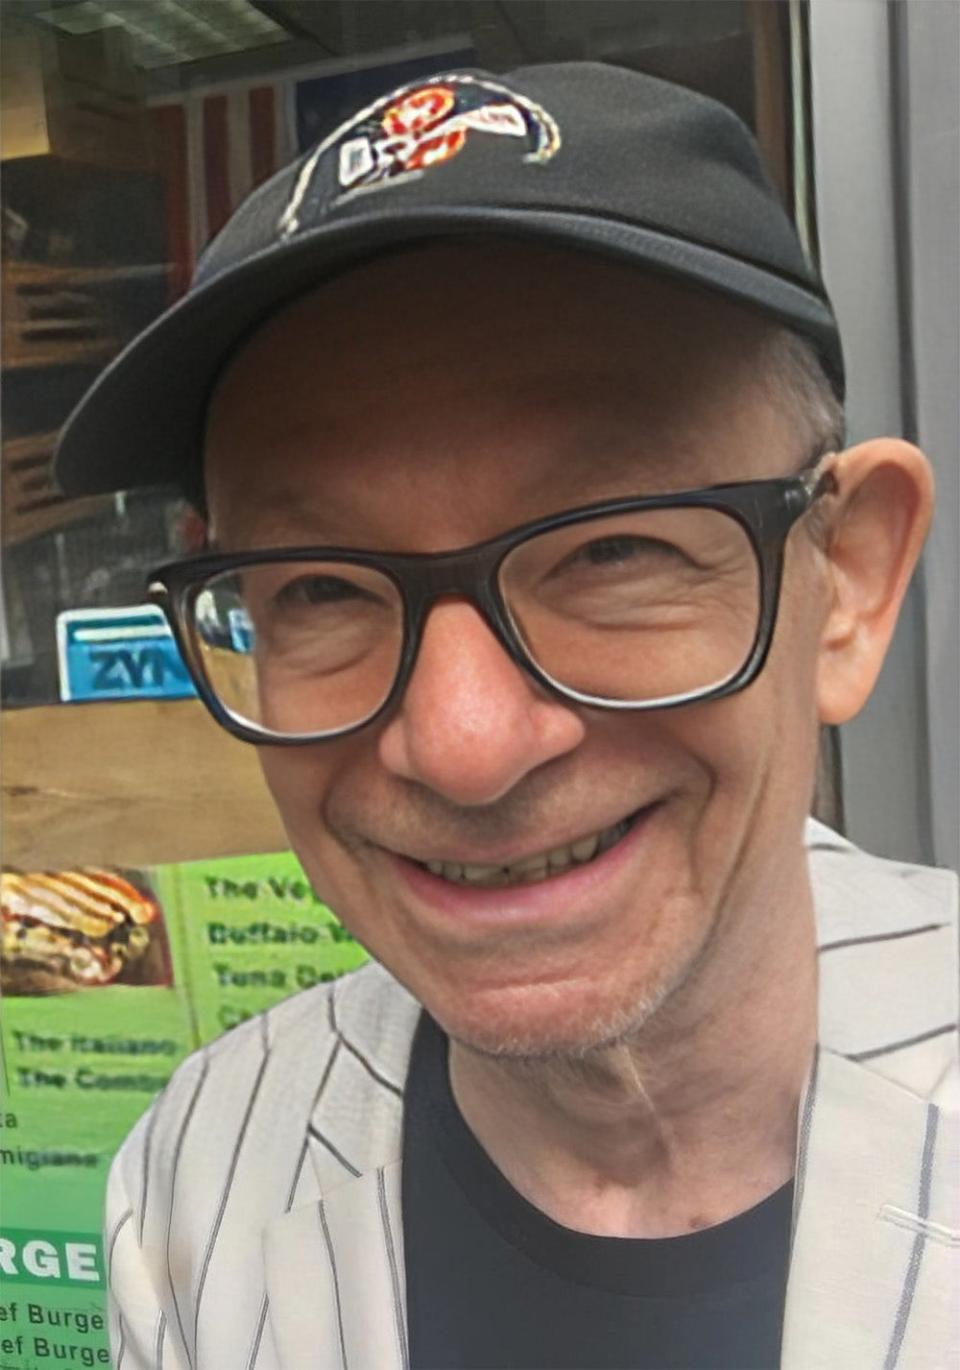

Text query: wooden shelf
(1, 429), (111, 544)
(1, 261), (121, 371)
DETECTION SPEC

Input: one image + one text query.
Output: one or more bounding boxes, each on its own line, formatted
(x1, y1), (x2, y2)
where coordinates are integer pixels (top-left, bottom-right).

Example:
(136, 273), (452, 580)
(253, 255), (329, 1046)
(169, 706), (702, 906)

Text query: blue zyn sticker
(56, 605), (196, 703)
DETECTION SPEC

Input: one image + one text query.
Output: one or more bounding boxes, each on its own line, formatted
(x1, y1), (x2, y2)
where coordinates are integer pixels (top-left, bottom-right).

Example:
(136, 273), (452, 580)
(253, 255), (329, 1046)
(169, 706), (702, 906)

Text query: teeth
(571, 834), (599, 862)
(599, 819), (629, 854)
(511, 853), (550, 876)
(461, 863), (503, 884)
(519, 866), (548, 884)
(422, 815), (635, 888)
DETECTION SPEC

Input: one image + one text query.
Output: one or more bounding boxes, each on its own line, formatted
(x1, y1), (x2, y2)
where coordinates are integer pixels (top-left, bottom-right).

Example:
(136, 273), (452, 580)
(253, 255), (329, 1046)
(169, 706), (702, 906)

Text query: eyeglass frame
(146, 454), (837, 747)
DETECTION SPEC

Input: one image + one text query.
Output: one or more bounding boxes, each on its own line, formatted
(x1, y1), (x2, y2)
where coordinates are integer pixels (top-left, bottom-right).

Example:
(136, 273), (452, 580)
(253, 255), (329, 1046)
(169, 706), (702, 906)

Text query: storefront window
(1, 0), (804, 710)
(1, 12), (834, 1362)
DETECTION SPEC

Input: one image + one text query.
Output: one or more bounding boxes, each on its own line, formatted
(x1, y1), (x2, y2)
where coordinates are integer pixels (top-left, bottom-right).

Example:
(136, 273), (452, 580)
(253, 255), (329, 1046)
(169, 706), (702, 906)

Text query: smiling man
(55, 64), (957, 1370)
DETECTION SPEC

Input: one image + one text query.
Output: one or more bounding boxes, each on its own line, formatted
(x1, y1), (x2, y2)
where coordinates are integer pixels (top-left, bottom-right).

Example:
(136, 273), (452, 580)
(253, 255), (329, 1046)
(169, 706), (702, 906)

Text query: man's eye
(569, 535), (684, 569)
(274, 575), (366, 607)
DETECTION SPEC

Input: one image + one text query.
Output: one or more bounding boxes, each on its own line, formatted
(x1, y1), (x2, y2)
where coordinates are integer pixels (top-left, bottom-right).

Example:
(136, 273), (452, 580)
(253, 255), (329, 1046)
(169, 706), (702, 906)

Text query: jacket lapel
(782, 1048), (955, 1369)
(263, 1161), (408, 1370)
(783, 826), (959, 1368)
(263, 966), (415, 1366)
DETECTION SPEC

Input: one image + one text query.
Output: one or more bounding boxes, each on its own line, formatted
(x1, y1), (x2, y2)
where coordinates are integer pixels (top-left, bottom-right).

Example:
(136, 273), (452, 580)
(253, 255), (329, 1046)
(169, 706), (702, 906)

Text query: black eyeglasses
(146, 457), (835, 746)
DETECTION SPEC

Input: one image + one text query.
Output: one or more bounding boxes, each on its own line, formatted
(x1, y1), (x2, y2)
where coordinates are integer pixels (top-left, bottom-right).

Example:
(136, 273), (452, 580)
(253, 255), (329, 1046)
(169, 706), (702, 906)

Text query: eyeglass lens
(499, 507), (760, 705)
(189, 507), (760, 737)
(192, 561), (405, 736)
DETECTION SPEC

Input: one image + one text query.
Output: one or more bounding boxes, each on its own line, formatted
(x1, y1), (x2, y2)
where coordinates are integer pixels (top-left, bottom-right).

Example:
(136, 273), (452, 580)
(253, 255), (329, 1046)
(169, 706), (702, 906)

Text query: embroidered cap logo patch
(337, 77), (558, 193)
(279, 73), (561, 237)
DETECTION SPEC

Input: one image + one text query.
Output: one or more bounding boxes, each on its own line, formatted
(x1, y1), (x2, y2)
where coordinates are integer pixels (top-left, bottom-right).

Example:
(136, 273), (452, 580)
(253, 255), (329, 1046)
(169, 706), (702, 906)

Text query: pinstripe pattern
(319, 1028), (341, 1075)
(329, 989), (404, 1097)
(339, 1032), (405, 1096)
(254, 1023), (345, 1370)
(190, 1015), (271, 1362)
(243, 1294), (269, 1370)
(377, 1166), (409, 1370)
(154, 1312), (166, 1370)
(309, 1035), (341, 1125)
(103, 826), (956, 1369)
(165, 1052), (209, 1368)
(819, 921), (947, 953)
(308, 1123), (362, 1177)
(847, 1023), (957, 1062)
(108, 1206), (134, 1368)
(882, 1104), (941, 1369)
(879, 1204), (960, 1244)
(139, 1096), (161, 1245)
(284, 1137), (310, 1208)
(791, 1046), (819, 1243)
(318, 1200), (348, 1369)
(107, 1206), (133, 1282)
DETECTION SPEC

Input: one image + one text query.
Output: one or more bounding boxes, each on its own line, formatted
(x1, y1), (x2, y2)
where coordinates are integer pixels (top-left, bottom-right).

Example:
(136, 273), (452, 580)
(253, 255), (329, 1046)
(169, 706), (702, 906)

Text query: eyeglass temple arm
(798, 450), (839, 503)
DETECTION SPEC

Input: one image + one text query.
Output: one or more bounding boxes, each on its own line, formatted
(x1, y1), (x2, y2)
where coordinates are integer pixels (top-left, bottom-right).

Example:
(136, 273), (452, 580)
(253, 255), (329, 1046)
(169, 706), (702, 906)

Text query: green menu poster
(152, 853), (367, 1043)
(0, 853), (367, 1369)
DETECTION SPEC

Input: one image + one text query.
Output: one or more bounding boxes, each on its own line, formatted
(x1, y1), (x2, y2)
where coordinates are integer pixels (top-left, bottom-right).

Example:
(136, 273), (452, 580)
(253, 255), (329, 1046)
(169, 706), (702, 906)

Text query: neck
(448, 857), (818, 1238)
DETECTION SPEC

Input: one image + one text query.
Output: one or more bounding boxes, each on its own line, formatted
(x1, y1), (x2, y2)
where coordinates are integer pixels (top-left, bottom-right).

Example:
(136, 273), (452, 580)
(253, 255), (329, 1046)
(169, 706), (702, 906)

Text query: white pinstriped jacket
(106, 821), (959, 1369)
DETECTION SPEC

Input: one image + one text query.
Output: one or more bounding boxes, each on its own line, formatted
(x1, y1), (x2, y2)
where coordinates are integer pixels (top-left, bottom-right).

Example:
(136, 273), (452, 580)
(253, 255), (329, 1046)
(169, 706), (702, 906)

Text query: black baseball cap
(54, 61), (844, 499)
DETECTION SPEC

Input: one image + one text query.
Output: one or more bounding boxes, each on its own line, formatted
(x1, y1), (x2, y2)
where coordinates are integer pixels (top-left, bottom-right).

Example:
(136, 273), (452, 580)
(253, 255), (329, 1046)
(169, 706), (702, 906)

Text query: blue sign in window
(56, 606), (197, 703)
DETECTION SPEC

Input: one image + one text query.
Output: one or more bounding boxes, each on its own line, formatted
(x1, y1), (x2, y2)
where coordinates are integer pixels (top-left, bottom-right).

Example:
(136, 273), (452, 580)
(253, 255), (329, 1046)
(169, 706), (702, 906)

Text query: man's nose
(377, 600), (586, 805)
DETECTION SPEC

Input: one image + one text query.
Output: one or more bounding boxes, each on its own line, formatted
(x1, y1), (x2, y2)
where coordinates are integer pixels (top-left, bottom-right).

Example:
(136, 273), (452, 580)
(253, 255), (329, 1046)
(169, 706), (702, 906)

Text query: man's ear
(816, 439), (934, 725)
(180, 504), (210, 553)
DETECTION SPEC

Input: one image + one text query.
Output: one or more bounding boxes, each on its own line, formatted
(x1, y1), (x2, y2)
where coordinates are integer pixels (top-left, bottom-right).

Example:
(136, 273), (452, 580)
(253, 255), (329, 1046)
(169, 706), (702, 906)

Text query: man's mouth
(413, 812), (641, 889)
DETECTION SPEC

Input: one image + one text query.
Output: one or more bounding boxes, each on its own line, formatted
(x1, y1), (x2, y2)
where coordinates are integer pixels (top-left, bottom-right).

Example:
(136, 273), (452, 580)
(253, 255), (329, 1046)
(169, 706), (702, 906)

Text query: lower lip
(387, 804), (662, 930)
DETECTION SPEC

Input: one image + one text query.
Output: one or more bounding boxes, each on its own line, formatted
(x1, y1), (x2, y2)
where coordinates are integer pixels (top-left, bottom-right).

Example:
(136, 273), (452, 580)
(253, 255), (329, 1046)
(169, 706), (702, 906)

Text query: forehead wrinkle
(211, 509), (343, 552)
(205, 248), (788, 550)
(209, 436), (721, 556)
(207, 383), (736, 552)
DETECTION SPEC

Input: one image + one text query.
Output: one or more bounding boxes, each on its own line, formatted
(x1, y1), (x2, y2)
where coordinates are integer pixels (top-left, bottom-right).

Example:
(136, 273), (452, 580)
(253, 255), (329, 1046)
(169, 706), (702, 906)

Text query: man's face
(205, 243), (828, 1058)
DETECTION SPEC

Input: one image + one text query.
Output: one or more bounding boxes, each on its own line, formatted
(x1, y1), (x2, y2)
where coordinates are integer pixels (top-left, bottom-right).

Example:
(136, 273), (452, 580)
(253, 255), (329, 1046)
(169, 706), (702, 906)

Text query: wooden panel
(0, 429), (110, 545)
(2, 698), (287, 870)
(2, 262), (119, 372)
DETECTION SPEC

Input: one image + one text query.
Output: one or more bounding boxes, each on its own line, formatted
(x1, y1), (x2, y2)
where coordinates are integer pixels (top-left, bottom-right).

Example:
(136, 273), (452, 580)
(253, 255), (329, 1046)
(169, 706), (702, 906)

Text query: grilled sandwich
(1, 867), (159, 989)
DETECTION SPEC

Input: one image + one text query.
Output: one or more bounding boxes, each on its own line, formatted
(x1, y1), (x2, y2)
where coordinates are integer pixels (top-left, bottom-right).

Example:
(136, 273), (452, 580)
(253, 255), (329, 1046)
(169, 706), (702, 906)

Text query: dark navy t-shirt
(402, 1012), (792, 1370)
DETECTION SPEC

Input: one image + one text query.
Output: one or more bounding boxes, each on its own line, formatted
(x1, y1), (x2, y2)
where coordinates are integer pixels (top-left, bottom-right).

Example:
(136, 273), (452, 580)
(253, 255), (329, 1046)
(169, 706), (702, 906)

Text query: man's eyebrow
(203, 432), (735, 552)
(205, 509), (357, 553)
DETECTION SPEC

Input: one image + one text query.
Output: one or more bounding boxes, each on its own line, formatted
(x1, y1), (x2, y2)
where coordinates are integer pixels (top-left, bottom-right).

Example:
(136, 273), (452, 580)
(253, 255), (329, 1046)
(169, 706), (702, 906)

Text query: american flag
(150, 82), (297, 300)
(148, 49), (474, 303)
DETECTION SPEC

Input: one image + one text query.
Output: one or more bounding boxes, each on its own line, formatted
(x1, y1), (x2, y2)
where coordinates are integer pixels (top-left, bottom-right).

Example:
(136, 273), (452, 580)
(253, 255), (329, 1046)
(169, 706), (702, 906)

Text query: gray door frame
(807, 0), (959, 868)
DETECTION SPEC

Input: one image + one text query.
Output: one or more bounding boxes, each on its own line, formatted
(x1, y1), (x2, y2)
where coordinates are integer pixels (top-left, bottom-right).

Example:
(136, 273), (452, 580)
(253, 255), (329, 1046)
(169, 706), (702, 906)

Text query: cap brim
(54, 204), (843, 499)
